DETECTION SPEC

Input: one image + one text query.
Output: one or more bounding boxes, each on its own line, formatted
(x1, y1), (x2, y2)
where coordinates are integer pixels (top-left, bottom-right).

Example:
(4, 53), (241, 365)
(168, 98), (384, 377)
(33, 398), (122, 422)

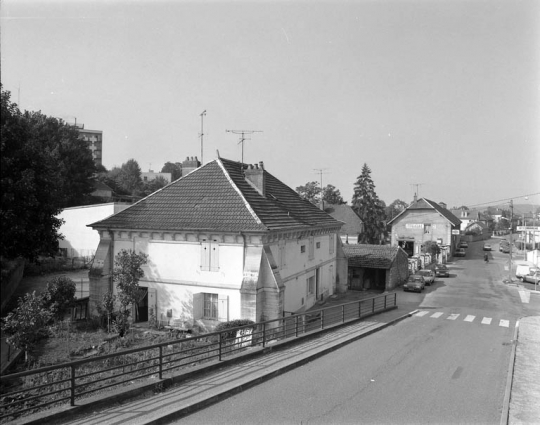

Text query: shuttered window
(201, 239), (220, 271)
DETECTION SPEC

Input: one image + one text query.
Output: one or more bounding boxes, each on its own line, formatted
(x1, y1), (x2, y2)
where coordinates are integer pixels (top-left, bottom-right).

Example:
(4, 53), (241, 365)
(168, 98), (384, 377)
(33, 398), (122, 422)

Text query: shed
(343, 245), (409, 292)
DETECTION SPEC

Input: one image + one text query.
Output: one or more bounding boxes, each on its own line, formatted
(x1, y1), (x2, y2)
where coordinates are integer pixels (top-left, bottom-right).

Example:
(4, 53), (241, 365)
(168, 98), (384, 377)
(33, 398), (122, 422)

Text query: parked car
(435, 264), (450, 277)
(500, 244), (511, 253)
(403, 275), (426, 292)
(459, 241), (469, 248)
(454, 248), (466, 257)
(417, 270), (435, 286)
(522, 270), (540, 284)
(516, 265), (538, 280)
(483, 243), (492, 251)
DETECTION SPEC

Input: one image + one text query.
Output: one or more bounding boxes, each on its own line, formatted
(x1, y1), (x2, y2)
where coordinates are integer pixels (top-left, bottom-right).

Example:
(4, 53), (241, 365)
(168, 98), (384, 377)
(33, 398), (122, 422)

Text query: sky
(2, 0), (539, 210)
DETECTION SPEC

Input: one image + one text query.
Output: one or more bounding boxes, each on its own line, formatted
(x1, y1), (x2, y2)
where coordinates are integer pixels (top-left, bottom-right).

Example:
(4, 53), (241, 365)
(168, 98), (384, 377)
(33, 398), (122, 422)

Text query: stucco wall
(391, 210), (454, 254)
(57, 203), (130, 257)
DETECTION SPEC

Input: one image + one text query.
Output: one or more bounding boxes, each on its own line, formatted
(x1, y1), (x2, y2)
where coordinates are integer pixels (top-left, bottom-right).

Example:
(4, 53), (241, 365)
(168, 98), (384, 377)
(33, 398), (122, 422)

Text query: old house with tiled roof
(342, 245), (409, 292)
(387, 197), (462, 262)
(88, 157), (345, 329)
(324, 204), (363, 244)
(450, 208), (493, 232)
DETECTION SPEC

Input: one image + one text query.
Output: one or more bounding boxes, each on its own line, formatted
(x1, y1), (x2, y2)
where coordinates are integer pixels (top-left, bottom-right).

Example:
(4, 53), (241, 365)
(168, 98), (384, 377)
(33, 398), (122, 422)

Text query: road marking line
(464, 315), (475, 322)
(415, 311), (430, 317)
(499, 320), (510, 328)
(481, 317), (492, 325)
(447, 314), (460, 320)
(430, 312), (443, 318)
(518, 290), (530, 304)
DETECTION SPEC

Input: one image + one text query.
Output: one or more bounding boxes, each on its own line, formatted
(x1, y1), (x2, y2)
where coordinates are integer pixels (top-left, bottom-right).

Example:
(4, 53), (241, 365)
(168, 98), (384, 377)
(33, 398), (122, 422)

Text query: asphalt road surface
(177, 239), (534, 425)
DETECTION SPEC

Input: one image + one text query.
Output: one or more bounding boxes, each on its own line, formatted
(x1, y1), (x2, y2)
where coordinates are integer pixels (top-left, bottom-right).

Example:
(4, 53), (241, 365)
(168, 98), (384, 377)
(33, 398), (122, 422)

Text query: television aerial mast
(225, 129), (263, 164)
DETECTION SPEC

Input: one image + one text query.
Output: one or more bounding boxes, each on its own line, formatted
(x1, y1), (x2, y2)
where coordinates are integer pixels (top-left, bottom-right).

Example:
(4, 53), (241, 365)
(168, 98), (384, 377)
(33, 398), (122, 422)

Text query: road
(176, 239), (537, 424)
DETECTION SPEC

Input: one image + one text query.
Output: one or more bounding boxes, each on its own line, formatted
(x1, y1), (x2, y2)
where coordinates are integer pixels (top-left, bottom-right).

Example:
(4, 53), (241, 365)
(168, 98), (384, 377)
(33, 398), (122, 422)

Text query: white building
(88, 158), (345, 328)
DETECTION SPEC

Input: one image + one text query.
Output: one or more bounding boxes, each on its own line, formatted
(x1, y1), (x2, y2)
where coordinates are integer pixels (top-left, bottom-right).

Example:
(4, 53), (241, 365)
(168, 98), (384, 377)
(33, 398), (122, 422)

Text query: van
(516, 264), (534, 280)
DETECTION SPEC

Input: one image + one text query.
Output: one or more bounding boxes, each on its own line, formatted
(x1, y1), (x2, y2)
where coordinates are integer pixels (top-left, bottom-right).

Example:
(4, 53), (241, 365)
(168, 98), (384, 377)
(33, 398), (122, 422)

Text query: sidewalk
(507, 316), (540, 425)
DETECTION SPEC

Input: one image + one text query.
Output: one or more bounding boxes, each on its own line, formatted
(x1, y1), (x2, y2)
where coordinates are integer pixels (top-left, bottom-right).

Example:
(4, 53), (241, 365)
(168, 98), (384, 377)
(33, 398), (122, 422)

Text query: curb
(500, 319), (519, 425)
(141, 309), (419, 425)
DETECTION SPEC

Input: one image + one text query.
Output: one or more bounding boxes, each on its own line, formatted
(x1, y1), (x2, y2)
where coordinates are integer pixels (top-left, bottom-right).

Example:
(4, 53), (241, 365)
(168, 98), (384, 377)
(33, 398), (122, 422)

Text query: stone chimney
(244, 162), (265, 195)
(439, 202), (447, 209)
(182, 156), (201, 176)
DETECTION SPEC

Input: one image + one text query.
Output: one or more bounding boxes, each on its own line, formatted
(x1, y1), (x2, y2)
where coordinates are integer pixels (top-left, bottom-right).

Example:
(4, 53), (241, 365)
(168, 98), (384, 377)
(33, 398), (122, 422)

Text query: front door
(136, 287), (149, 322)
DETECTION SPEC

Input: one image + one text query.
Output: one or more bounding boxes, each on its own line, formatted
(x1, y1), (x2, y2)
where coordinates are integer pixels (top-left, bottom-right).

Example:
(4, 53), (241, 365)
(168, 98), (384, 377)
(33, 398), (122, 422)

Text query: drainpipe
(108, 229), (114, 293)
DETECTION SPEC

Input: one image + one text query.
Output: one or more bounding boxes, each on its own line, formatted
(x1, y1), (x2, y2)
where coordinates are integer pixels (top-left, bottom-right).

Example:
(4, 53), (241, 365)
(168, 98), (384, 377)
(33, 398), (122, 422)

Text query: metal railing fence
(0, 292), (396, 421)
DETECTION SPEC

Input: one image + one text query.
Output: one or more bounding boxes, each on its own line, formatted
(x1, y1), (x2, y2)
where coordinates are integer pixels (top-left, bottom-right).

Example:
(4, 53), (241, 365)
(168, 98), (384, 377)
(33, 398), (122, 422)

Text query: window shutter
(201, 240), (210, 271)
(148, 288), (157, 317)
(308, 237), (315, 260)
(193, 293), (203, 319)
(210, 240), (219, 271)
(218, 295), (229, 322)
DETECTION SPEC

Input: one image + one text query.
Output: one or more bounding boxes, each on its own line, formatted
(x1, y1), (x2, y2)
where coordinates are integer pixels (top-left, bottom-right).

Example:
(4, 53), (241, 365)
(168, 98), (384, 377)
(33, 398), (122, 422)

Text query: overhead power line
(466, 192), (540, 208)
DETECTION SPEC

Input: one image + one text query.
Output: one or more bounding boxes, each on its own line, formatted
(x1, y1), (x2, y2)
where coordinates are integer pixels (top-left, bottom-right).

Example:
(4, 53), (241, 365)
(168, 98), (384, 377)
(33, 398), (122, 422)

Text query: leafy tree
(43, 276), (77, 321)
(117, 159), (142, 195)
(385, 199), (409, 221)
(1, 292), (52, 362)
(112, 249), (148, 336)
(422, 241), (441, 258)
(161, 162), (182, 181)
(1, 89), (62, 259)
(351, 164), (387, 244)
(296, 181), (322, 204)
(139, 176), (168, 197)
(322, 184), (346, 205)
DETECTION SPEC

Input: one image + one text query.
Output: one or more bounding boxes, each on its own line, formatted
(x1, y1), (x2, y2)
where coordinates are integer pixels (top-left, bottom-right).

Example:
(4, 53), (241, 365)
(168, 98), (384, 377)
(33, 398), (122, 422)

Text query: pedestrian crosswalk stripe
(518, 291), (530, 304)
(481, 317), (492, 325)
(499, 320), (510, 328)
(431, 312), (443, 318)
(464, 315), (475, 322)
(447, 314), (459, 320)
(415, 311), (430, 317)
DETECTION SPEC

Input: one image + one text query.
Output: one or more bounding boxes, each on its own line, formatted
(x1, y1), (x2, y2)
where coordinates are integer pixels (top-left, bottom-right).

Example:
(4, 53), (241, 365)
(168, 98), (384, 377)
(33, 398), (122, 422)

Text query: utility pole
(226, 129), (262, 164)
(509, 199), (514, 282)
(200, 110), (206, 165)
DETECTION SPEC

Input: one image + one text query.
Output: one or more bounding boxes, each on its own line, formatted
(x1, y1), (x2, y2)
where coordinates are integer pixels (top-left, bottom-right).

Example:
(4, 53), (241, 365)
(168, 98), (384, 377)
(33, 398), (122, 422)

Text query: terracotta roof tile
(342, 244), (402, 269)
(90, 158), (341, 233)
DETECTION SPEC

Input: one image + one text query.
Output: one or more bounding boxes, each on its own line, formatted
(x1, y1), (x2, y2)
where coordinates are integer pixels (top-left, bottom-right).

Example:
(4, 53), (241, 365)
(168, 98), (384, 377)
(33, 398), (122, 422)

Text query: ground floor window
(203, 293), (218, 319)
(307, 276), (315, 296)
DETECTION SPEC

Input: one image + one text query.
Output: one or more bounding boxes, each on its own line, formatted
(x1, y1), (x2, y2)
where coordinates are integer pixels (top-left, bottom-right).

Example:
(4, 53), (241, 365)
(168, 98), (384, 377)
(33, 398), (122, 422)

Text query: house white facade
(89, 158), (344, 329)
(57, 203), (130, 258)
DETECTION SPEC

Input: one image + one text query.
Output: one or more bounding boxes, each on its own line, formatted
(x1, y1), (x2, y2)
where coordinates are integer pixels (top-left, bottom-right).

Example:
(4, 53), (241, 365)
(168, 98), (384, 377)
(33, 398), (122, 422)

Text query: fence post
(295, 316), (299, 337)
(262, 323), (266, 348)
(372, 297), (375, 313)
(394, 292), (397, 306)
(70, 365), (76, 406)
(321, 310), (324, 330)
(342, 305), (345, 323)
(358, 300), (361, 318)
(219, 333), (223, 361)
(384, 295), (387, 309)
(159, 346), (163, 379)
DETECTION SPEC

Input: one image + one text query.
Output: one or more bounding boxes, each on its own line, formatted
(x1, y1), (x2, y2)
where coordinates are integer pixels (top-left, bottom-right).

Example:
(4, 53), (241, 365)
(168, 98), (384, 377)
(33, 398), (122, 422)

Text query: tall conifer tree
(352, 164), (386, 244)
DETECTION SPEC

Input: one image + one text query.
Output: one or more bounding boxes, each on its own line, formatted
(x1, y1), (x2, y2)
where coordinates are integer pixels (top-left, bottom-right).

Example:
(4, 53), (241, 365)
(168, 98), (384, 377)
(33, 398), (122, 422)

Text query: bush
(215, 319), (255, 340)
(43, 276), (76, 321)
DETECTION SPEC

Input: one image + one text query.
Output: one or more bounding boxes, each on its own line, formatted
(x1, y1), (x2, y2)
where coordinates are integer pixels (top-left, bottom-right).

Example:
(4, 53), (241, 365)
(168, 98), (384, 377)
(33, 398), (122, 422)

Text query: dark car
(459, 241), (469, 248)
(500, 244), (511, 253)
(435, 264), (450, 277)
(417, 270), (435, 286)
(454, 248), (466, 257)
(483, 243), (492, 251)
(403, 275), (426, 292)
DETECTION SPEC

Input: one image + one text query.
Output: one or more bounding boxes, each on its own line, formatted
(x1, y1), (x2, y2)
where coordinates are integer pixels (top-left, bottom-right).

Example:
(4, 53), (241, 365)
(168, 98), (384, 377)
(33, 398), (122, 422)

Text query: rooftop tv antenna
(199, 110), (206, 164)
(314, 168), (330, 206)
(411, 183), (424, 198)
(226, 129), (263, 164)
